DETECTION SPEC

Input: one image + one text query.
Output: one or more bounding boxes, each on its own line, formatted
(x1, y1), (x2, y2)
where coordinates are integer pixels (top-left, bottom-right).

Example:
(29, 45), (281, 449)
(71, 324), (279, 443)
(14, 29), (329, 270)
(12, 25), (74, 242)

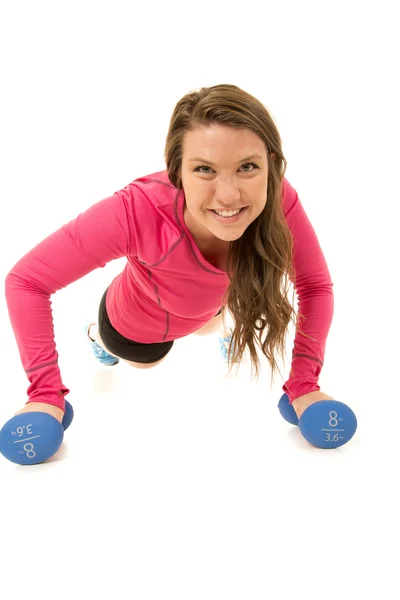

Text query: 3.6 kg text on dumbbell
(11, 424), (39, 440)
(12, 424), (32, 435)
(11, 426), (40, 449)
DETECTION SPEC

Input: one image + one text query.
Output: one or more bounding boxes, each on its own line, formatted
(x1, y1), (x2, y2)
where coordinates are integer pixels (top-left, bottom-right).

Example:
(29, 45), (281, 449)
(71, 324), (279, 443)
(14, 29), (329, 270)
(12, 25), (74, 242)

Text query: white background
(0, 1), (398, 598)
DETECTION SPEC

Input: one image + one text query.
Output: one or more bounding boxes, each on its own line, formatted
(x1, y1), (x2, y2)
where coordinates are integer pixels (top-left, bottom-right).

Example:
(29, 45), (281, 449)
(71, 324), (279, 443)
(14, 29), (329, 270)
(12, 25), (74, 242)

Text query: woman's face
(180, 124), (270, 246)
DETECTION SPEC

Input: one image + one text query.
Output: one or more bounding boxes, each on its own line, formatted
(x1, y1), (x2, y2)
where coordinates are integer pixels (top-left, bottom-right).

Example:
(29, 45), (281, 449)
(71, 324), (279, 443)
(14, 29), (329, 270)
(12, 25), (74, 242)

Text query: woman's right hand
(13, 402), (64, 424)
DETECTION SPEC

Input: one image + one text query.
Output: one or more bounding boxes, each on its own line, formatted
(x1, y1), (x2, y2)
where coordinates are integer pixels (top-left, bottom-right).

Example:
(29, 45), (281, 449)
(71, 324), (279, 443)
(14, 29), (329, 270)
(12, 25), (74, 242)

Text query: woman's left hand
(291, 390), (334, 420)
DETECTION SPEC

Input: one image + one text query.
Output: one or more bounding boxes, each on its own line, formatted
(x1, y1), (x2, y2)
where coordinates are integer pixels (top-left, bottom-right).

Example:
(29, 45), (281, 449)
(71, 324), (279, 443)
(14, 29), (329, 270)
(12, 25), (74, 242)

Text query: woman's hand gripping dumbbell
(0, 400), (74, 465)
(278, 390), (357, 449)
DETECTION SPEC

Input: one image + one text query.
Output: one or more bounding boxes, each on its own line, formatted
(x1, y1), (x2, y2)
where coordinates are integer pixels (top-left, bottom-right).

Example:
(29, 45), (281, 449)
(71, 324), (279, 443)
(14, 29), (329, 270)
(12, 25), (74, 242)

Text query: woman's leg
(89, 324), (167, 369)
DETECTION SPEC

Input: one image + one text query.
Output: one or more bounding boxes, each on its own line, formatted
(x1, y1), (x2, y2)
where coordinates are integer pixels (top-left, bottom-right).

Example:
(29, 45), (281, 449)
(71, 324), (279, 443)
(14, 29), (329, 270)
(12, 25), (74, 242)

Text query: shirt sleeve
(4, 188), (135, 411)
(281, 178), (334, 404)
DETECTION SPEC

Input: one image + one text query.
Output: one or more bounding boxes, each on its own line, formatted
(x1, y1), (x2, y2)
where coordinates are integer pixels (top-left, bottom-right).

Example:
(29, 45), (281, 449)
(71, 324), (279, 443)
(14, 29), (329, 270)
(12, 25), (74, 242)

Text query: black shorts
(98, 286), (222, 364)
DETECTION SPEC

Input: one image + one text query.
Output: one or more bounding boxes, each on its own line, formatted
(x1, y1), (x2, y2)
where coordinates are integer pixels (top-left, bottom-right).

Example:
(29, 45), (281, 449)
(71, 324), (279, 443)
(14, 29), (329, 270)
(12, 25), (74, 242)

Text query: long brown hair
(164, 84), (309, 385)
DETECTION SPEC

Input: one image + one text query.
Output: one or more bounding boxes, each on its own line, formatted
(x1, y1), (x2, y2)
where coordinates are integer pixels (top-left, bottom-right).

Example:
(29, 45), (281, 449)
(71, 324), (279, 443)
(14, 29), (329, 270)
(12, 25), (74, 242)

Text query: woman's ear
(270, 152), (276, 161)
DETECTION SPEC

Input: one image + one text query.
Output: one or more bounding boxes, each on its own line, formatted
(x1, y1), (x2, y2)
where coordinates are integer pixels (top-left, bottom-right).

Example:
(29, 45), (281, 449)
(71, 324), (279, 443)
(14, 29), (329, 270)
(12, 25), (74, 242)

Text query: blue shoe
(85, 323), (120, 366)
(218, 331), (234, 362)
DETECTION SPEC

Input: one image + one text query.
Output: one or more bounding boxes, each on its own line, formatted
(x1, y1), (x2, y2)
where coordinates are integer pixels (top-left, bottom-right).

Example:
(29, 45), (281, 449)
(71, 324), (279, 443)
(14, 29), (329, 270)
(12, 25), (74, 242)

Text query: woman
(1, 83), (354, 463)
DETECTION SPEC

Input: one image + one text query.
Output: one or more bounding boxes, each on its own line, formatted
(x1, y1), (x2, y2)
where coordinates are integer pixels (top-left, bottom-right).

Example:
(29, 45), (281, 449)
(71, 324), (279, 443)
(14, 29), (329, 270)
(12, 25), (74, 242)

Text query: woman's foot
(86, 322), (120, 366)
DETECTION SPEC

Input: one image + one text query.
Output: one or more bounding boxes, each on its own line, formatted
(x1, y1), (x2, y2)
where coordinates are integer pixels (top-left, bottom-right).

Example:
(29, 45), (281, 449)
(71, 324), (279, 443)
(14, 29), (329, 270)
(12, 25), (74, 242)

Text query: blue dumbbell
(278, 393), (357, 449)
(62, 399), (74, 431)
(0, 400), (74, 465)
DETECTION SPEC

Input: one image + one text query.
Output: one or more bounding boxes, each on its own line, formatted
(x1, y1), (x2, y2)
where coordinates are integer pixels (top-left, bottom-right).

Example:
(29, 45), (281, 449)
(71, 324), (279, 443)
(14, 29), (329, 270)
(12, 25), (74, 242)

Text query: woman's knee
(96, 327), (168, 369)
(122, 356), (166, 369)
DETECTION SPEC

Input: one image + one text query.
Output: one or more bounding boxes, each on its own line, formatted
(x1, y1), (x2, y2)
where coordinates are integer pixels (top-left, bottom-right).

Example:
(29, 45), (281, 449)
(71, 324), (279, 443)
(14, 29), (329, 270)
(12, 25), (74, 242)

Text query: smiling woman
(1, 83), (339, 467)
(163, 84), (307, 385)
(181, 126), (270, 247)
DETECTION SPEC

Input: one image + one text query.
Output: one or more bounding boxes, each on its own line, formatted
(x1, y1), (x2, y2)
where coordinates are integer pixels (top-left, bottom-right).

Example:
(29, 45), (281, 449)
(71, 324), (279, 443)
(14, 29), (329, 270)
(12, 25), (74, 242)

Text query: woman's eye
(195, 162), (259, 174)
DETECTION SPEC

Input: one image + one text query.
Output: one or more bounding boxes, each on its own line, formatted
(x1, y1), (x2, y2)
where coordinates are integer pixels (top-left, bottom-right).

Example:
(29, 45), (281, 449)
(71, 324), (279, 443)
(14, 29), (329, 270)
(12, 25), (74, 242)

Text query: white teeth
(213, 208), (242, 217)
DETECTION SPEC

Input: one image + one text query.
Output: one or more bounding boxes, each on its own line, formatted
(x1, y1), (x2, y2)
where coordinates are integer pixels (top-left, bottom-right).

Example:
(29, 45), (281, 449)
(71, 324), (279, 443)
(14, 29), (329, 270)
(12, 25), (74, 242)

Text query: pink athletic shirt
(4, 170), (333, 411)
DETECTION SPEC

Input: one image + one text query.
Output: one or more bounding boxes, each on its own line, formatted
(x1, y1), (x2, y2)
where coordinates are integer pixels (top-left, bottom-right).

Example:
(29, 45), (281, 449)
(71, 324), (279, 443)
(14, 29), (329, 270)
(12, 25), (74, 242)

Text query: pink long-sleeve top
(4, 170), (334, 412)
